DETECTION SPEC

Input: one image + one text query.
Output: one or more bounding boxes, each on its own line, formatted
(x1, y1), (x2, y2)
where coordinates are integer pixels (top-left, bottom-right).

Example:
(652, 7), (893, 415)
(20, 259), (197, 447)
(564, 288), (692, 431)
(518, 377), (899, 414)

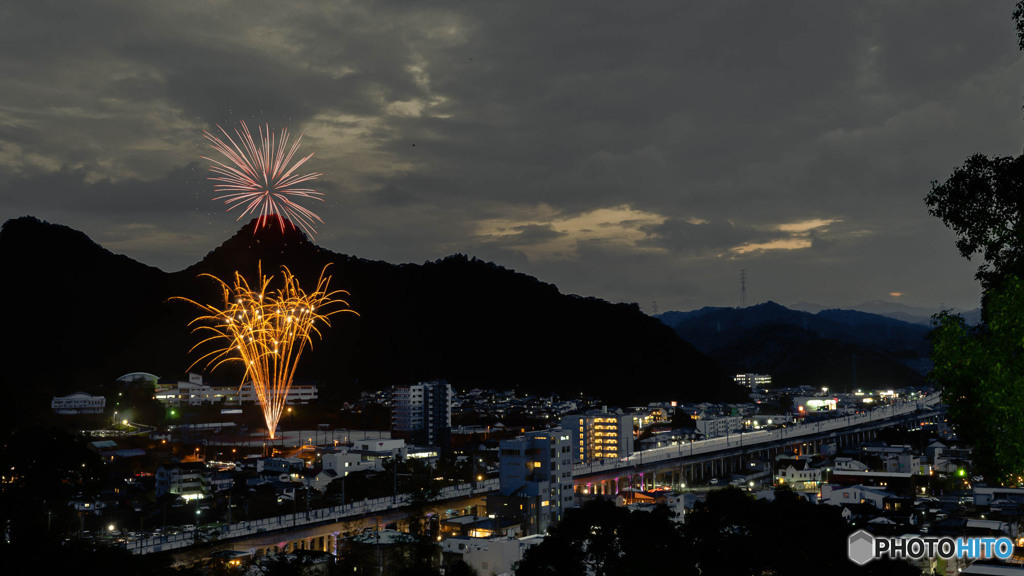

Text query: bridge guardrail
(124, 478), (501, 554)
(573, 396), (942, 476)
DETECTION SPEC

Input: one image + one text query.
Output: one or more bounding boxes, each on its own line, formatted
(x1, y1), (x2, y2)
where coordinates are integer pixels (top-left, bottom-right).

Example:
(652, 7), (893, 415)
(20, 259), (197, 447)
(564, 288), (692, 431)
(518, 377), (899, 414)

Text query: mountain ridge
(1, 216), (743, 416)
(657, 301), (933, 391)
(789, 299), (980, 326)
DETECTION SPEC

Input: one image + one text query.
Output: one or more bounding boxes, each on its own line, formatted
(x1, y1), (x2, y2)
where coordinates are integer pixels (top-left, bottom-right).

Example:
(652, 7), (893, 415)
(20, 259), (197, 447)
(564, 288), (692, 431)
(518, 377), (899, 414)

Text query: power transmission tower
(740, 269), (747, 308)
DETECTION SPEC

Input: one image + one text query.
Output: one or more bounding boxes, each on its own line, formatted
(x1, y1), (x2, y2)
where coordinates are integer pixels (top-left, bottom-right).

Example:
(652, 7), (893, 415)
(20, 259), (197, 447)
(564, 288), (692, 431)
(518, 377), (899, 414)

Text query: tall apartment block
(490, 428), (575, 535)
(391, 380), (453, 448)
(560, 411), (634, 464)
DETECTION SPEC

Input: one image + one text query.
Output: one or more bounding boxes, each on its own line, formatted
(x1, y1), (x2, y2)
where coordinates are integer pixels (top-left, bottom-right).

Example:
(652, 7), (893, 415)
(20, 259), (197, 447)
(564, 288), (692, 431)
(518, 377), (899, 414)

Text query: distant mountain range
(789, 300), (981, 326)
(0, 216), (745, 420)
(658, 302), (935, 392)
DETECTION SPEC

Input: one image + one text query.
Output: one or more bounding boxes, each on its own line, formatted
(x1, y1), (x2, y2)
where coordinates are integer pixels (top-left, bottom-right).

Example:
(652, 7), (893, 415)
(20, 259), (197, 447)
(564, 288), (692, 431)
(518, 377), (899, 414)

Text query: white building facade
(51, 392), (106, 415)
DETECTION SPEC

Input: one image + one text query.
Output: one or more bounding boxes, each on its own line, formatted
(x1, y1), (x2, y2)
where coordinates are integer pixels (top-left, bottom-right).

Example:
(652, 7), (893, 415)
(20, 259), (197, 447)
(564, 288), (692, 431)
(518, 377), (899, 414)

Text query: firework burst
(203, 121), (324, 237)
(175, 264), (356, 439)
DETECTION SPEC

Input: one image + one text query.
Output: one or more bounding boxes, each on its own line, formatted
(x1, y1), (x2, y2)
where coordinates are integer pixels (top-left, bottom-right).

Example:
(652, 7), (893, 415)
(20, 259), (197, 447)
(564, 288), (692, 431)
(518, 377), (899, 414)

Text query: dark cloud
(0, 0), (1012, 311)
(640, 218), (759, 256)
(507, 223), (566, 245)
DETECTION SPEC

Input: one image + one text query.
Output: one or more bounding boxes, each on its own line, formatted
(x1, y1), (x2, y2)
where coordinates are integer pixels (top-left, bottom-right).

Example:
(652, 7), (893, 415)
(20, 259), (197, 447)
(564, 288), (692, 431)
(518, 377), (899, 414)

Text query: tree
(925, 153), (1024, 291)
(682, 487), (918, 575)
(924, 1), (1024, 294)
(516, 499), (690, 576)
(926, 2), (1024, 483)
(929, 277), (1024, 482)
(519, 490), (916, 575)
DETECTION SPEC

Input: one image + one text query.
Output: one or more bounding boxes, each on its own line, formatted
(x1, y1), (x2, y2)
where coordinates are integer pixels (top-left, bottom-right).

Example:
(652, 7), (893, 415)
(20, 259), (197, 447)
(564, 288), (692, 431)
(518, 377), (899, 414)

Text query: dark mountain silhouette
(790, 299), (981, 326)
(1, 216), (742, 420)
(657, 301), (932, 391)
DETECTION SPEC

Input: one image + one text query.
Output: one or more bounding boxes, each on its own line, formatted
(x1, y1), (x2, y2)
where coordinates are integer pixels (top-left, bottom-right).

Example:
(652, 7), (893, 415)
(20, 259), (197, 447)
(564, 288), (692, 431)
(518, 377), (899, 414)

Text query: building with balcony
(490, 428), (575, 535)
(155, 461), (209, 501)
(391, 380), (453, 448)
(560, 411), (634, 464)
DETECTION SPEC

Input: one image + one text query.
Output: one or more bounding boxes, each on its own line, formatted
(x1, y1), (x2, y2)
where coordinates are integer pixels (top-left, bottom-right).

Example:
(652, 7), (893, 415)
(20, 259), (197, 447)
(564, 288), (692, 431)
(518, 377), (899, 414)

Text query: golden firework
(176, 264), (356, 439)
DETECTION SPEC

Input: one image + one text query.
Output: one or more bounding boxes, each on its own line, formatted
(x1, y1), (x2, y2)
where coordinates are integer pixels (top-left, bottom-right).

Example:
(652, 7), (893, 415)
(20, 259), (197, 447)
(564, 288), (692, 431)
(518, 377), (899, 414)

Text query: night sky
(2, 1), (1019, 314)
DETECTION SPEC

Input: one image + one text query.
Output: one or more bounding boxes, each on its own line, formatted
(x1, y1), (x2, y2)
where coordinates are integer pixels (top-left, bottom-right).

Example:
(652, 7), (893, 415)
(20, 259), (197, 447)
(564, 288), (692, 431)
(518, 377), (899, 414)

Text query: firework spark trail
(203, 121), (325, 237)
(174, 264), (356, 439)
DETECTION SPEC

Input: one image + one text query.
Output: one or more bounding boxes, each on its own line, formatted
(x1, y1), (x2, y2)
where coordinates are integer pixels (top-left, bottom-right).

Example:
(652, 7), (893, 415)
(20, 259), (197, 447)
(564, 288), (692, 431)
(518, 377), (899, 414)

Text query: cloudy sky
(2, 1), (1021, 313)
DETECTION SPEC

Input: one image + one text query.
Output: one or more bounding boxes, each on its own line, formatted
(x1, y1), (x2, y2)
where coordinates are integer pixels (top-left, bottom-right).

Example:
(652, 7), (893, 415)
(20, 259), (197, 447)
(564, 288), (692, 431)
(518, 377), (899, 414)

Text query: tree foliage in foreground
(516, 490), (917, 576)
(925, 3), (1024, 485)
(930, 276), (1024, 483)
(925, 153), (1024, 291)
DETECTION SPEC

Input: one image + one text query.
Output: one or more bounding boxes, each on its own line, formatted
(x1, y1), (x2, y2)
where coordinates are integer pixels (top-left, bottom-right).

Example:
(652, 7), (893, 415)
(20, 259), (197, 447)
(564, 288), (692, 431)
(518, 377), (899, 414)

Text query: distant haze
(1, 1), (1013, 312)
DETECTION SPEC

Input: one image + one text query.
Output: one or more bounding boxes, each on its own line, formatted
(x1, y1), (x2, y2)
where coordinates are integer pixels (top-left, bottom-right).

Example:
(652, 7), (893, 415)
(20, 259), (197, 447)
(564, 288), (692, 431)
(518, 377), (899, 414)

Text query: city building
(829, 470), (920, 499)
(51, 392), (106, 415)
(391, 380), (453, 448)
(489, 428), (575, 535)
(734, 373), (772, 389)
(973, 486), (1024, 507)
(560, 411), (634, 464)
(820, 484), (899, 510)
(155, 461), (209, 500)
(441, 536), (528, 575)
(238, 381), (318, 404)
(321, 438), (408, 476)
(744, 414), (791, 429)
(694, 415), (743, 438)
(775, 459), (827, 490)
(883, 452), (931, 475)
(793, 396), (838, 413)
(153, 373), (318, 407)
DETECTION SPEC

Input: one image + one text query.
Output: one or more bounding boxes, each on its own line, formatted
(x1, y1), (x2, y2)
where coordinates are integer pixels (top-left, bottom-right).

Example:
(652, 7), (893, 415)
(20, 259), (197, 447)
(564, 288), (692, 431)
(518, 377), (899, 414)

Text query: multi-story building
(391, 380), (453, 448)
(321, 438), (408, 476)
(695, 415), (743, 438)
(734, 373), (772, 389)
(560, 411), (634, 464)
(490, 428), (575, 535)
(155, 461), (209, 500)
(237, 382), (318, 405)
(153, 373), (318, 407)
(51, 392), (106, 415)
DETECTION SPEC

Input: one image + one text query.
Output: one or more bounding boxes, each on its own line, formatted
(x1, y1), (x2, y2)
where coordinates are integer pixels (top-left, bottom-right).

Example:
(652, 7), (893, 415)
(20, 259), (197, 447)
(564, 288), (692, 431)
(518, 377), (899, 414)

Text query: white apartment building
(51, 392), (106, 414)
(153, 373), (317, 407)
(695, 416), (743, 438)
